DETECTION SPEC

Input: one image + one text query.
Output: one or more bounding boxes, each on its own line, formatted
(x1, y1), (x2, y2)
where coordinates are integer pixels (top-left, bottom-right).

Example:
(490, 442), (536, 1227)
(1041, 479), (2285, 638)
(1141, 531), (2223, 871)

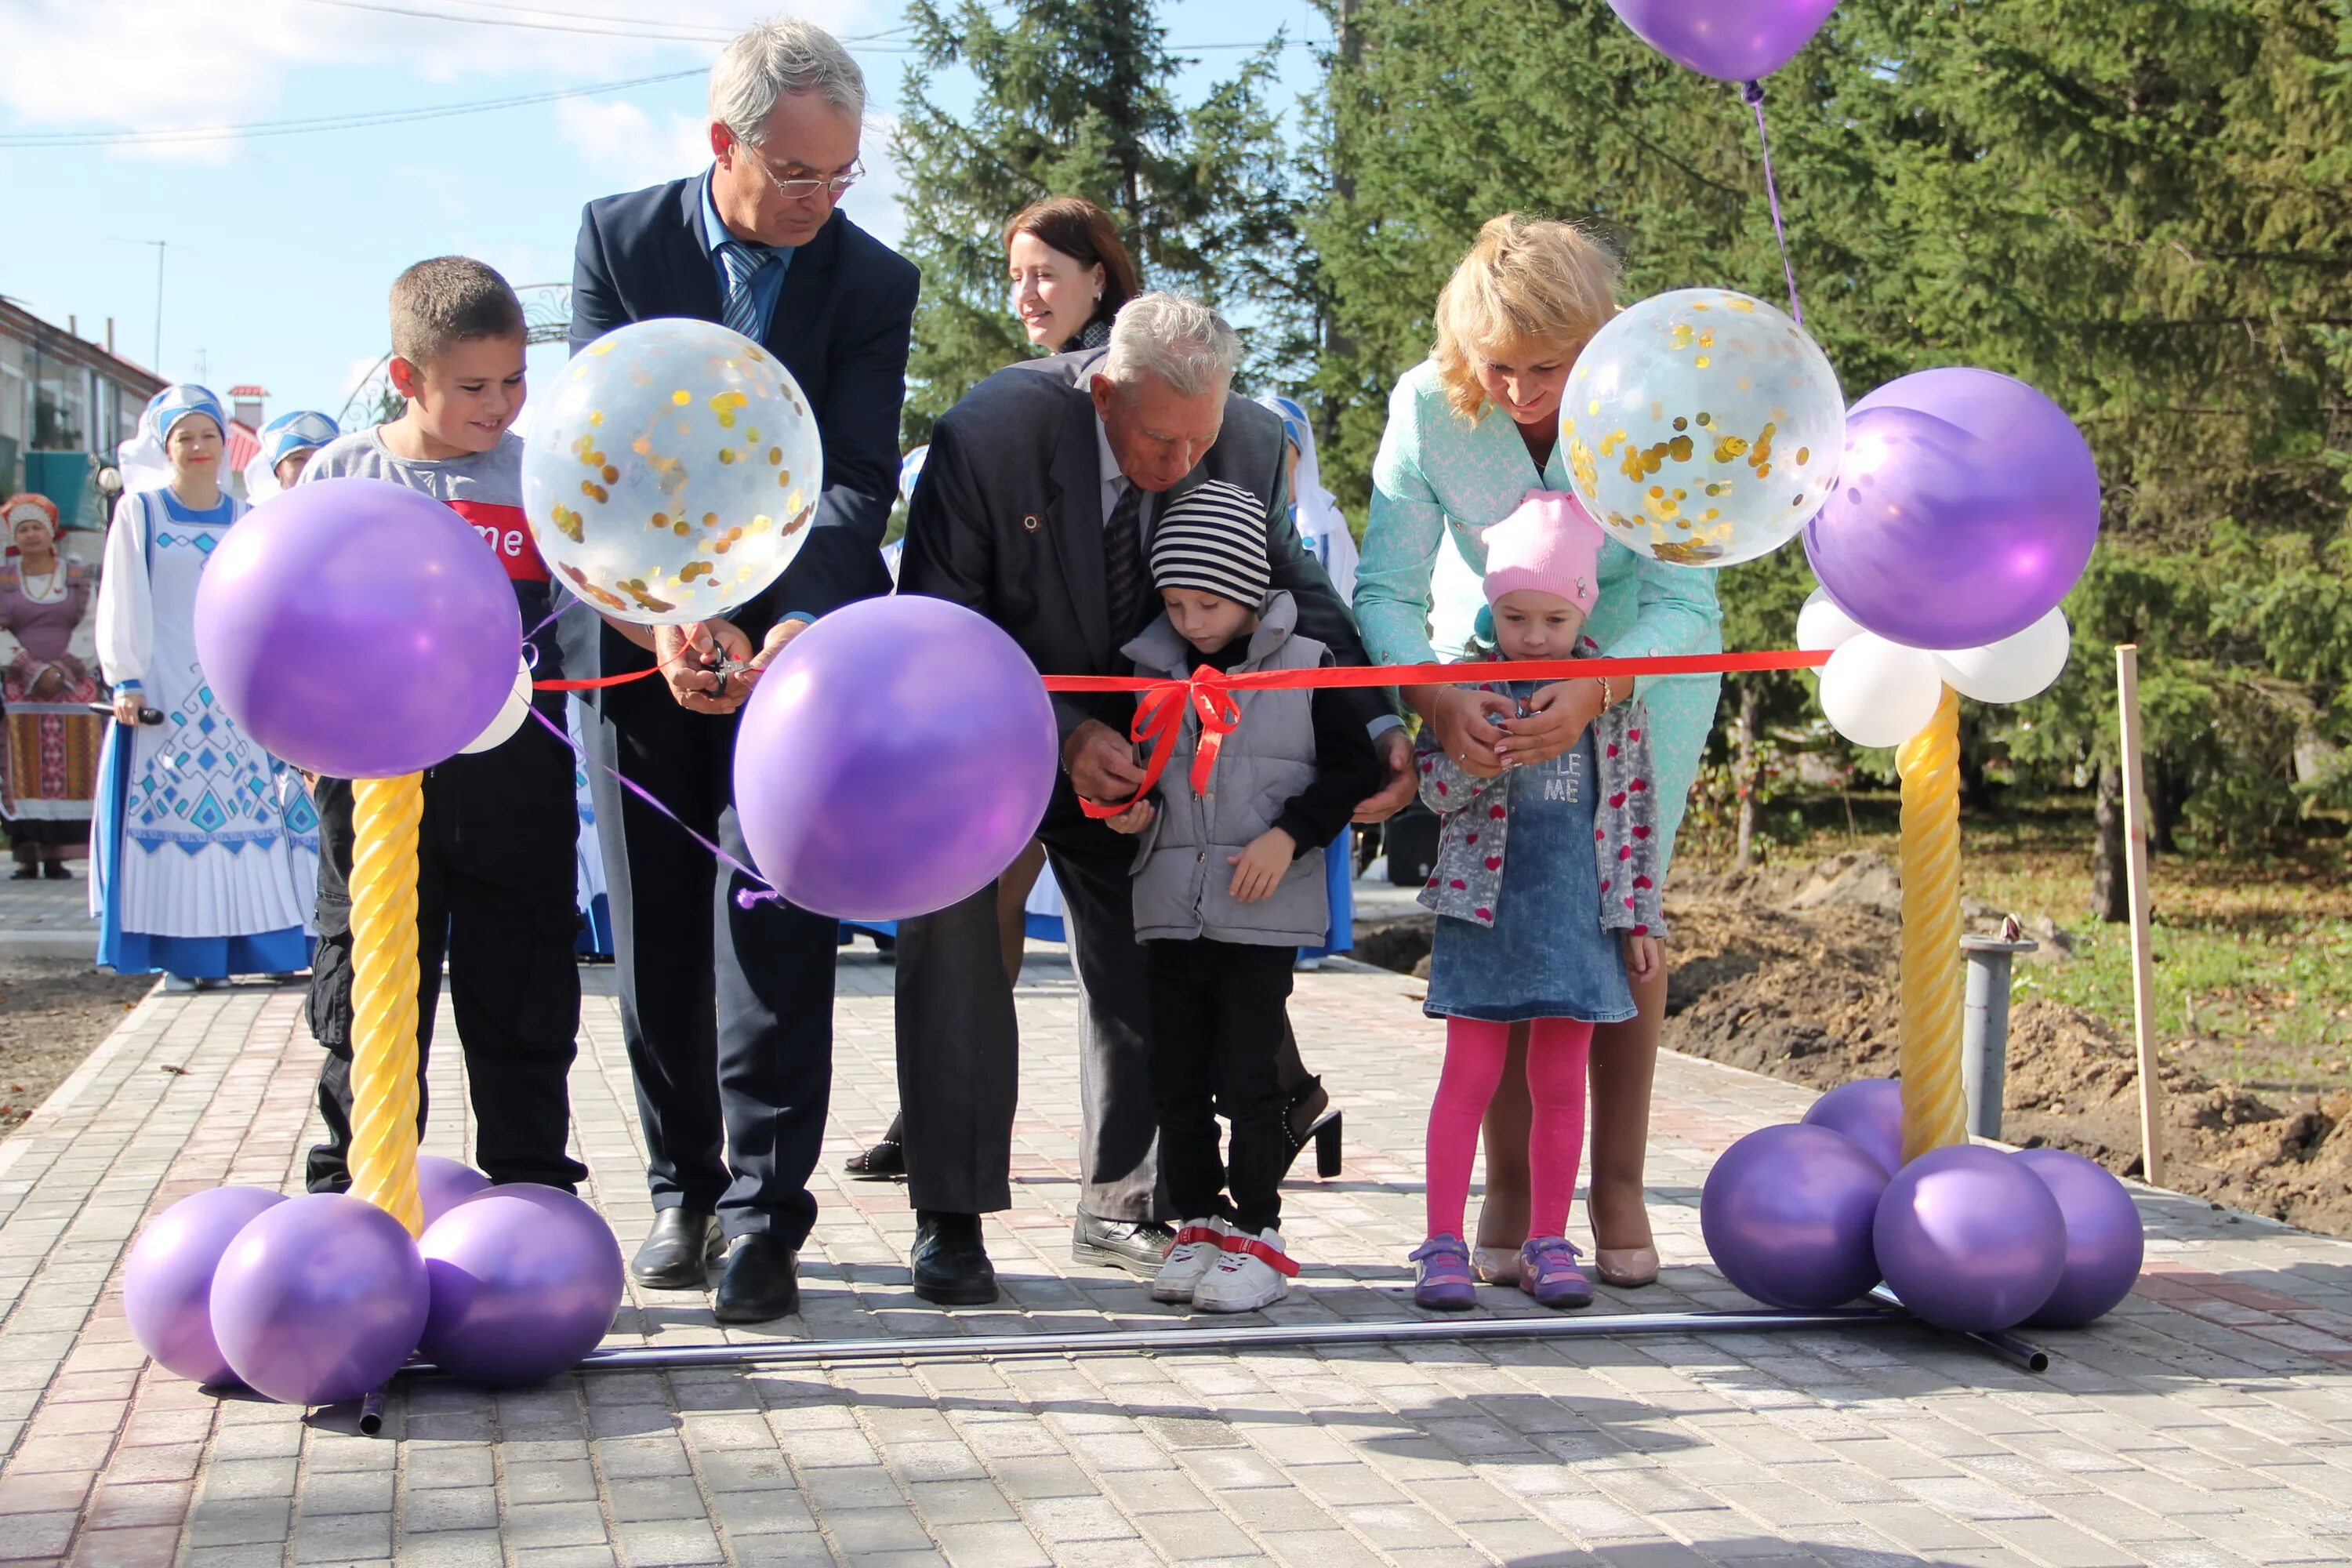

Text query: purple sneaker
(1519, 1236), (1594, 1308)
(1410, 1234), (1477, 1311)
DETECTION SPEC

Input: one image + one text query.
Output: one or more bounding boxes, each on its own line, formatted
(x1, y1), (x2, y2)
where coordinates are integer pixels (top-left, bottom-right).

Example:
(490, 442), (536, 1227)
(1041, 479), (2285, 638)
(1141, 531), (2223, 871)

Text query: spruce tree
(890, 0), (1305, 443)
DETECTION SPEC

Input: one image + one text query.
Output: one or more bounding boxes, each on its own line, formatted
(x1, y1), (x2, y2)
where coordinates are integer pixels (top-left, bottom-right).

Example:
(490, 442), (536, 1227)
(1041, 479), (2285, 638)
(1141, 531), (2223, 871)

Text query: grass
(1682, 790), (2352, 1094)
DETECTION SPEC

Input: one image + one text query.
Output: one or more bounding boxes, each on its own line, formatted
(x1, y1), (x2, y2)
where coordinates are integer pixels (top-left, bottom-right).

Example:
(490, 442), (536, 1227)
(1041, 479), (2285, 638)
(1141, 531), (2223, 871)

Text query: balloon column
(1703, 1079), (2145, 1333)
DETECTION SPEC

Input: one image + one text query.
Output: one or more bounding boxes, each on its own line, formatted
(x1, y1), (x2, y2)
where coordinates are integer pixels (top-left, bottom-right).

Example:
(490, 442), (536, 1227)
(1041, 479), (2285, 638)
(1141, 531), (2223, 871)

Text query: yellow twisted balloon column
(1896, 685), (1968, 1163)
(347, 774), (425, 1238)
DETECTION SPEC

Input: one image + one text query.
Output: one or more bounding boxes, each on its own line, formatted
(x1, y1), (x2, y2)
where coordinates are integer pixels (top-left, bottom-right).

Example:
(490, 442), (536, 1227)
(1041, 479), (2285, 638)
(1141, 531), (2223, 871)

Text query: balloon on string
(418, 1155), (494, 1228)
(195, 480), (522, 778)
(2015, 1149), (2144, 1329)
(419, 1185), (623, 1387)
(1875, 1145), (2067, 1333)
(1800, 1078), (1904, 1177)
(1817, 633), (1943, 749)
(458, 657), (535, 756)
(524, 318), (823, 626)
(1804, 369), (2100, 651)
(1606, 0), (1840, 81)
(122, 1185), (287, 1385)
(1700, 1123), (1886, 1309)
(209, 1194), (430, 1406)
(1563, 289), (1845, 569)
(1935, 609), (2071, 706)
(734, 597), (1058, 922)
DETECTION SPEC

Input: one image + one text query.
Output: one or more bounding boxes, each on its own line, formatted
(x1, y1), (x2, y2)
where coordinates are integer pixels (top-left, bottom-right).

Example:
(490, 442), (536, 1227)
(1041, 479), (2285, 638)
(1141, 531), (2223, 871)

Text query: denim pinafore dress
(1423, 682), (1638, 1026)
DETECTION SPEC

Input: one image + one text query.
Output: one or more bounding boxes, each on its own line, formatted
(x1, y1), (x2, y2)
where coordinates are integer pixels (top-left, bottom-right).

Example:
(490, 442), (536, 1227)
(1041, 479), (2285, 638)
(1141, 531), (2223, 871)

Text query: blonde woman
(1354, 215), (1723, 1288)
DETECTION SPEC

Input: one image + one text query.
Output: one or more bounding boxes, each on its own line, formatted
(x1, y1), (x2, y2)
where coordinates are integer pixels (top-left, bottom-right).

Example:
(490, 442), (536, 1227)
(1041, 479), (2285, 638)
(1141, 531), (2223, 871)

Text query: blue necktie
(720, 242), (775, 342)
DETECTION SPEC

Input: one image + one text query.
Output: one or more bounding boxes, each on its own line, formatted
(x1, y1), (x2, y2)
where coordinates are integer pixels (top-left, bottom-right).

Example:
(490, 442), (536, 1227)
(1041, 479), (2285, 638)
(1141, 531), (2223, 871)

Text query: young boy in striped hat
(1102, 479), (1381, 1312)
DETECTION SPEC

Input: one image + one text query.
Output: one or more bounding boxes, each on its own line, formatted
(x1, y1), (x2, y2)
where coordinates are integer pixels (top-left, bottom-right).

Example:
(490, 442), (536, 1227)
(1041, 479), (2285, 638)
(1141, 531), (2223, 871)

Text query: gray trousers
(895, 831), (1163, 1221)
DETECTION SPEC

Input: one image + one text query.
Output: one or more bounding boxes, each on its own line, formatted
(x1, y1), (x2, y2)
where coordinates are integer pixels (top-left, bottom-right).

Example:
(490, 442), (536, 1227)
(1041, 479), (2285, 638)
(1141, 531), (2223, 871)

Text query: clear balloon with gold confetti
(1562, 287), (1843, 568)
(521, 318), (823, 625)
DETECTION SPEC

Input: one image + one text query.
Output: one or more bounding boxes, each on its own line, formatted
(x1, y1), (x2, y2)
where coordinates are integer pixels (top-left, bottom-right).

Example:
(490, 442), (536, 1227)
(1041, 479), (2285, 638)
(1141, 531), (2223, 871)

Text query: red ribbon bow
(1078, 665), (1241, 820)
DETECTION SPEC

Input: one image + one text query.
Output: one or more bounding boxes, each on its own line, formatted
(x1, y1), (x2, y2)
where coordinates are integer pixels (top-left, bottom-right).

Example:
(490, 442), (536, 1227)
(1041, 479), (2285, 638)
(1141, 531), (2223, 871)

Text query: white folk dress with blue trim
(90, 487), (314, 978)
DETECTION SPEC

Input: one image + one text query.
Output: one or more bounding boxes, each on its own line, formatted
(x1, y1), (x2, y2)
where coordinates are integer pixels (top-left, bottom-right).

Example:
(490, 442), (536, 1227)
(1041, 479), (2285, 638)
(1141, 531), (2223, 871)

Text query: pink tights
(1425, 1017), (1594, 1241)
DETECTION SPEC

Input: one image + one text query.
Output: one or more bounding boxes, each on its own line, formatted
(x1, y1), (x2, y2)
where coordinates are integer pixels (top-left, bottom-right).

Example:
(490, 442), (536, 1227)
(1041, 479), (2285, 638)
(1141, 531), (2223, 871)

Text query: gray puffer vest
(1121, 590), (1331, 947)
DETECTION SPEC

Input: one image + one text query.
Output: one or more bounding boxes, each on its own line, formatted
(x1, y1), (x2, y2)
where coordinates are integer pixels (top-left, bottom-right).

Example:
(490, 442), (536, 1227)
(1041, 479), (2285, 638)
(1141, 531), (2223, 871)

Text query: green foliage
(889, 0), (1310, 444)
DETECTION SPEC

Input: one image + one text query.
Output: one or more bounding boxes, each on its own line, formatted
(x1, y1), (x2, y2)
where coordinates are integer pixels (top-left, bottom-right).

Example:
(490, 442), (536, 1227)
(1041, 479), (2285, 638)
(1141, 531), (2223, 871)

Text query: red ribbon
(1043, 648), (1829, 820)
(532, 644), (1832, 819)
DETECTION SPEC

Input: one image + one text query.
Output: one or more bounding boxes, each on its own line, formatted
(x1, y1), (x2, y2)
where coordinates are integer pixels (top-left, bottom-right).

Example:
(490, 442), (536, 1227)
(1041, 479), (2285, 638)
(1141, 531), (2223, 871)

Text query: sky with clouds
(0, 0), (1327, 430)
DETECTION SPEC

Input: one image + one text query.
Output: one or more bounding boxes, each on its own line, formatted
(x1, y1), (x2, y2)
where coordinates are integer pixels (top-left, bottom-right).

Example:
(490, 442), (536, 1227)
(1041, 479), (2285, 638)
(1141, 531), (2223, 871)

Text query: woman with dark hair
(1005, 196), (1140, 354)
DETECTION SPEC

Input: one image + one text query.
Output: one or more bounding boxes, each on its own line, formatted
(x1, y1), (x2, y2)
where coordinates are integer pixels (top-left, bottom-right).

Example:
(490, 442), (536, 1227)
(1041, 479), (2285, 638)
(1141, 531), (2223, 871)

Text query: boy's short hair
(390, 256), (526, 366)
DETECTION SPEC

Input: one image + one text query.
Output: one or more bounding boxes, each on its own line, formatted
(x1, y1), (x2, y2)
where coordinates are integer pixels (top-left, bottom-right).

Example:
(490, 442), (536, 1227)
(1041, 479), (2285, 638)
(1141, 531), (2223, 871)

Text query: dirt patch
(1356, 852), (2352, 1239)
(0, 962), (151, 1134)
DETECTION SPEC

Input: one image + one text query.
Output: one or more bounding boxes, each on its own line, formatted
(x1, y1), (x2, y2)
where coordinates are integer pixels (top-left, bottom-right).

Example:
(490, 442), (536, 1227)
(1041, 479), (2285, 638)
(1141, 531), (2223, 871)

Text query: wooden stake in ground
(1896, 684), (1968, 1162)
(347, 773), (425, 1236)
(2116, 645), (2165, 1188)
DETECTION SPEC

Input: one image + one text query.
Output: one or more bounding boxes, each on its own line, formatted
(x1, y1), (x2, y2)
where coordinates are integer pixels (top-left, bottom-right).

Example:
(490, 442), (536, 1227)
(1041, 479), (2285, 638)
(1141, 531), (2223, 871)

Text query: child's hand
(1227, 827), (1296, 902)
(1622, 931), (1662, 983)
(1103, 799), (1155, 835)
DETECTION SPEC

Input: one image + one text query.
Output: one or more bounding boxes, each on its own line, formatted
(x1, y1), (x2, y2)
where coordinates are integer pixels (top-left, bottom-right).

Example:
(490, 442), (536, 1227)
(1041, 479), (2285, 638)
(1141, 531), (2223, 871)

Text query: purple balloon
(735, 595), (1058, 920)
(1606, 0), (1839, 81)
(419, 1185), (624, 1387)
(209, 1193), (429, 1406)
(1875, 1144), (2067, 1332)
(194, 477), (522, 778)
(1801, 1078), (1904, 1177)
(123, 1185), (287, 1385)
(419, 1156), (493, 1229)
(2016, 1149), (2145, 1328)
(1804, 368), (2100, 651)
(1700, 1123), (1888, 1308)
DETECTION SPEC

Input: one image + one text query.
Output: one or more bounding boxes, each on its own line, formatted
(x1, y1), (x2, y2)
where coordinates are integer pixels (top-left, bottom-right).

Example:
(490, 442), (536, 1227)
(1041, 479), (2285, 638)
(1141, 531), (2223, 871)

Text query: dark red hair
(1004, 198), (1140, 337)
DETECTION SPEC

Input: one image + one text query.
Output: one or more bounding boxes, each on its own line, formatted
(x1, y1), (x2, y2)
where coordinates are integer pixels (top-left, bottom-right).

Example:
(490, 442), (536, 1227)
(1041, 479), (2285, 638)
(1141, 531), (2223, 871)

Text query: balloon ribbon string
(522, 705), (784, 910)
(1742, 79), (1804, 327)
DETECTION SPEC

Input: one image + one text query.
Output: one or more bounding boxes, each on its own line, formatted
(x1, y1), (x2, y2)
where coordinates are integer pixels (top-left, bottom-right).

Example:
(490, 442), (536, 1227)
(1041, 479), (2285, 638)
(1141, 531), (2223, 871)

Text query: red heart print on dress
(1600, 879), (1612, 893)
(1631, 779), (1647, 792)
(1633, 826), (1651, 840)
(1436, 781), (1448, 796)
(1484, 856), (1501, 871)
(1618, 845), (1632, 861)
(1466, 832), (1478, 845)
(1634, 876), (1653, 890)
(1606, 742), (1619, 758)
(1475, 906), (1492, 920)
(1490, 805), (1507, 819)
(1450, 878), (1467, 890)
(1632, 923), (1650, 936)
(1609, 792), (1628, 809)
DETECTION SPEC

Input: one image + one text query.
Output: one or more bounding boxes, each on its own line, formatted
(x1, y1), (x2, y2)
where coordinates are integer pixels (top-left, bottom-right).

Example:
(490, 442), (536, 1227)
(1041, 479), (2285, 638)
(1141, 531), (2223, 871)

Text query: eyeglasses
(744, 146), (864, 202)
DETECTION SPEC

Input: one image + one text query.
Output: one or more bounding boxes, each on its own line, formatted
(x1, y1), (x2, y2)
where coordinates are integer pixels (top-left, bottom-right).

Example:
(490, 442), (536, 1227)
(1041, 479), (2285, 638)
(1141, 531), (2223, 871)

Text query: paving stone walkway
(2, 937), (2351, 1567)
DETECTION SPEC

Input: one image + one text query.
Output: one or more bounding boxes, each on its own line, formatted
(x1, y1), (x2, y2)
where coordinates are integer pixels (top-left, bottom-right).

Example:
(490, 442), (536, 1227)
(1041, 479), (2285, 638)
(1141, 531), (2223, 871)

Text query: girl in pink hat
(1407, 493), (1665, 1310)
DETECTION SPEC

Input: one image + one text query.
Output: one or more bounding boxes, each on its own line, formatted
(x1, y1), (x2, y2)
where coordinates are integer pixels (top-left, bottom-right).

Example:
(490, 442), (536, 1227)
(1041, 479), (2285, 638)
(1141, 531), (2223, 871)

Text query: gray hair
(1101, 292), (1243, 399)
(709, 18), (866, 142)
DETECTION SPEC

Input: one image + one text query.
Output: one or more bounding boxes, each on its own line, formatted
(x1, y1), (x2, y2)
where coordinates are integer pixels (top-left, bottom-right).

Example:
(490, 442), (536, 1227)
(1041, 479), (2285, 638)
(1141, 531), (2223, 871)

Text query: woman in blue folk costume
(93, 385), (314, 991)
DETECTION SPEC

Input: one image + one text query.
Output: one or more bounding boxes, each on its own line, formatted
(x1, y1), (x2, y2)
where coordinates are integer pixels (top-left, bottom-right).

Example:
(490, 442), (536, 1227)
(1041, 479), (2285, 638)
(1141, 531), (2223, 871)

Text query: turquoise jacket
(1354, 360), (1725, 874)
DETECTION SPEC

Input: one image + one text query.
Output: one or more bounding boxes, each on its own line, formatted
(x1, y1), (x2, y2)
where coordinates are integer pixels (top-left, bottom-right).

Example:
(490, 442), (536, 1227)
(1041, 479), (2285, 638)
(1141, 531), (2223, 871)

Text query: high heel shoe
(1595, 1247), (1660, 1288)
(1279, 1076), (1343, 1180)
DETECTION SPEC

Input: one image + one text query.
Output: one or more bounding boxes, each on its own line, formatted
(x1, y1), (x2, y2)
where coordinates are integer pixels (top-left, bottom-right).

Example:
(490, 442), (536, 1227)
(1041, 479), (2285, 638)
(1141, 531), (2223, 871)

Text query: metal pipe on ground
(393, 1304), (2045, 1382)
(1961, 928), (2038, 1140)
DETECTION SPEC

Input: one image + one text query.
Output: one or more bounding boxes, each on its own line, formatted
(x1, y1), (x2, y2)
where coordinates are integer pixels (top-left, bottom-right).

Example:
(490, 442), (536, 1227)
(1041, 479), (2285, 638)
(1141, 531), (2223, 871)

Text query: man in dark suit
(564, 18), (917, 1322)
(894, 295), (1414, 1303)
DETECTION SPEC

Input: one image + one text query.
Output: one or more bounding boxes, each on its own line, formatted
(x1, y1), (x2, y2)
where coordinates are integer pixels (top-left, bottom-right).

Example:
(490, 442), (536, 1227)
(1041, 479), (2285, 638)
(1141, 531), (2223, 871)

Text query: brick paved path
(3, 946), (2351, 1567)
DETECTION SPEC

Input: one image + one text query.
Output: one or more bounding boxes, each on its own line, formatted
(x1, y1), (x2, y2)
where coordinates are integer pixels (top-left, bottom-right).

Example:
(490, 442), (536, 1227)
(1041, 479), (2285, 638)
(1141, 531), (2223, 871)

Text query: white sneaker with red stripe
(1151, 1218), (1232, 1303)
(1191, 1226), (1298, 1312)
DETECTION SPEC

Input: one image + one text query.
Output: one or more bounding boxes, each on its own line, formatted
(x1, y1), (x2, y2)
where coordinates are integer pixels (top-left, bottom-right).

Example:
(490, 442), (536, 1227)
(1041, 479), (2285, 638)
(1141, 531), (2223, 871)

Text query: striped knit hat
(1149, 479), (1269, 608)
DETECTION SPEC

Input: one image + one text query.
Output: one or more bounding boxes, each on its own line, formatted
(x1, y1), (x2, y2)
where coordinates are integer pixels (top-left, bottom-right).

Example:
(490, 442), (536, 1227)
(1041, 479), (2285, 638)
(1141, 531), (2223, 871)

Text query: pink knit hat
(1482, 491), (1605, 614)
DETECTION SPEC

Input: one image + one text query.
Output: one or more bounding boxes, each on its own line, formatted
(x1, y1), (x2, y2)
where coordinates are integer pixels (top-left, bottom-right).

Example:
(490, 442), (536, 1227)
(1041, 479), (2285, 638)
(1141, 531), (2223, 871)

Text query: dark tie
(1103, 481), (1148, 644)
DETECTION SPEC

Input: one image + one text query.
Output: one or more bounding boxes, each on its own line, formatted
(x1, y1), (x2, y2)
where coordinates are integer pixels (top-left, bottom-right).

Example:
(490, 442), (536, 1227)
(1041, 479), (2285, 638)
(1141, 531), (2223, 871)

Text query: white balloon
(1796, 587), (1866, 653)
(1935, 609), (2071, 706)
(459, 656), (534, 755)
(1819, 634), (1944, 749)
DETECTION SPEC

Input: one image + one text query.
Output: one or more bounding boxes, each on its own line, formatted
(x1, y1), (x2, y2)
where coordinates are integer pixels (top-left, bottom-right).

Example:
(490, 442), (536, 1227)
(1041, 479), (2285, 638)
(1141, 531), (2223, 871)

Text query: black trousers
(1143, 938), (1297, 1236)
(306, 717), (586, 1193)
(584, 676), (834, 1246)
(895, 817), (1163, 1219)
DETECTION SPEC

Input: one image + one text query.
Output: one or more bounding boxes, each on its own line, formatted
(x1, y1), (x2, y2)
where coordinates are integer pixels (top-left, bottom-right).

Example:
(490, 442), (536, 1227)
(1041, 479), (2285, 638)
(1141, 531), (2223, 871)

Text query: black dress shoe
(1071, 1212), (1177, 1277)
(713, 1234), (800, 1323)
(911, 1212), (999, 1306)
(631, 1208), (723, 1290)
(41, 862), (70, 881)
